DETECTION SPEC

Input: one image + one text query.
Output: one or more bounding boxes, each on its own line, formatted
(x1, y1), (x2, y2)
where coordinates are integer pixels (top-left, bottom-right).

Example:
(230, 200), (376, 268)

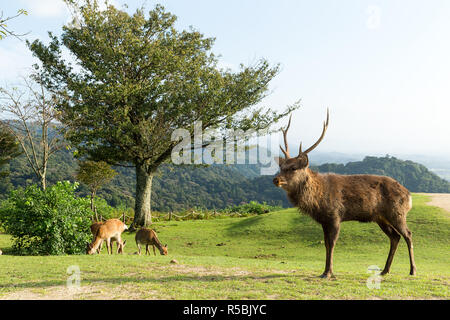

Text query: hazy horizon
(1, 0), (449, 157)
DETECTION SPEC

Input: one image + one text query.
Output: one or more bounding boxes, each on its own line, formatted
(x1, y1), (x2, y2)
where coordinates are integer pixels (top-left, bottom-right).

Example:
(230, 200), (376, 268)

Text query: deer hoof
(319, 272), (334, 279)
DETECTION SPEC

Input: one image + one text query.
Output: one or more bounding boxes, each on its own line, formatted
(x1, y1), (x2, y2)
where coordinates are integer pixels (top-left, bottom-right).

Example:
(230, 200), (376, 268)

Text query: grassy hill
(0, 194), (448, 299)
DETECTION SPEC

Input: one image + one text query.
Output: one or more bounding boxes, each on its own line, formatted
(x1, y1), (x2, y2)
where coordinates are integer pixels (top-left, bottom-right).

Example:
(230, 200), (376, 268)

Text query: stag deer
(273, 110), (417, 278)
(87, 219), (128, 255)
(135, 228), (168, 256)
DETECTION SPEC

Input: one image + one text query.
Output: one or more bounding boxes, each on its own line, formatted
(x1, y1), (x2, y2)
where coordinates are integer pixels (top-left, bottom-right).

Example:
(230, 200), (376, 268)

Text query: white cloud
(0, 41), (35, 83)
(19, 0), (120, 19)
(20, 0), (69, 18)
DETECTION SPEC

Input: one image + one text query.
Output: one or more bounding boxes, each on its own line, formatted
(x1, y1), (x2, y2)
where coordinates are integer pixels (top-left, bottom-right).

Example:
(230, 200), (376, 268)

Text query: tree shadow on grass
(225, 212), (324, 244)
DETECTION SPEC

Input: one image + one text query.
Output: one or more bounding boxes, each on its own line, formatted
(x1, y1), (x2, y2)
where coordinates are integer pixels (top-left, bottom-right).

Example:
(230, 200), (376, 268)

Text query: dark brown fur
(274, 159), (417, 278)
(274, 111), (416, 278)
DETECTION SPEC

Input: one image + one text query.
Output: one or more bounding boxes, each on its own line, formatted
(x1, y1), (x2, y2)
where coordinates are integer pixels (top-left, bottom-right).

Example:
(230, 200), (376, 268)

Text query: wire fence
(94, 209), (250, 225)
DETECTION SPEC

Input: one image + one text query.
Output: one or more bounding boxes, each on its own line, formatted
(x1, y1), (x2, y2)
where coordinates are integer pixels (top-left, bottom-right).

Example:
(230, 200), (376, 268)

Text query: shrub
(222, 201), (282, 215)
(92, 198), (133, 224)
(0, 181), (93, 255)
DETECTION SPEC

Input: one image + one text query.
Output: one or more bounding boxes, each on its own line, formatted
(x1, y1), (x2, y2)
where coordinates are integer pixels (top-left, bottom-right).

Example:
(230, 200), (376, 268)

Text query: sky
(1, 0), (449, 158)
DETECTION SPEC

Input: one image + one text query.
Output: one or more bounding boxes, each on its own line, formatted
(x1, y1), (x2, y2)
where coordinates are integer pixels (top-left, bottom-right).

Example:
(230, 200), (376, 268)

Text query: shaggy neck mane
(287, 168), (324, 215)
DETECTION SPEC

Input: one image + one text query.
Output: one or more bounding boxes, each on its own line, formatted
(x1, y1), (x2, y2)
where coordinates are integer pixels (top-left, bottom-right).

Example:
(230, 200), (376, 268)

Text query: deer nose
(273, 177), (280, 185)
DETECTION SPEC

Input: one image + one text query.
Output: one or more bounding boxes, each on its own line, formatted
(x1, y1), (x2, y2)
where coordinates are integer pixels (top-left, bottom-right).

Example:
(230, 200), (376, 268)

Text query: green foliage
(27, 2), (297, 168)
(92, 197), (132, 222)
(75, 160), (117, 193)
(0, 181), (92, 255)
(1, 143), (449, 212)
(222, 201), (282, 215)
(27, 1), (299, 225)
(0, 125), (22, 177)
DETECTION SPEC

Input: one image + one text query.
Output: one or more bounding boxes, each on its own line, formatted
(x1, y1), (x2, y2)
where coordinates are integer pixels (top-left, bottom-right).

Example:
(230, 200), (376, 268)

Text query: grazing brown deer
(273, 110), (416, 278)
(87, 219), (128, 255)
(90, 222), (104, 254)
(135, 228), (168, 256)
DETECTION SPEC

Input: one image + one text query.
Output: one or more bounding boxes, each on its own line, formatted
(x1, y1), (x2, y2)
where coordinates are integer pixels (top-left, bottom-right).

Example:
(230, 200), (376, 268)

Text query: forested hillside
(313, 156), (450, 194)
(0, 146), (448, 211)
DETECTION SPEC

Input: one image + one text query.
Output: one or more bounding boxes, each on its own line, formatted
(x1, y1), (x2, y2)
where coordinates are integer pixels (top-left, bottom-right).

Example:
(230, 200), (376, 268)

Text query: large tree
(28, 1), (299, 228)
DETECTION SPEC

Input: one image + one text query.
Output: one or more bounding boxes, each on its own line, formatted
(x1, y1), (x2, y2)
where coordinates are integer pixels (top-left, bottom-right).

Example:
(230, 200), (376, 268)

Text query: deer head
(86, 242), (96, 255)
(273, 109), (329, 190)
(160, 244), (168, 255)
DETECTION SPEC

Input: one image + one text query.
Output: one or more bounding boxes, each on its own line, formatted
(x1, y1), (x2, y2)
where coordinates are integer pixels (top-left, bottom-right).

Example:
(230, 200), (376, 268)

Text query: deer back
(96, 219), (127, 239)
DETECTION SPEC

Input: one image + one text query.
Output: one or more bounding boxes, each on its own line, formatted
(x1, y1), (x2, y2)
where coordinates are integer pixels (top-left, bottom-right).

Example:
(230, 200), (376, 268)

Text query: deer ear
(123, 240), (127, 245)
(296, 153), (309, 168)
(165, 244), (168, 248)
(274, 157), (284, 166)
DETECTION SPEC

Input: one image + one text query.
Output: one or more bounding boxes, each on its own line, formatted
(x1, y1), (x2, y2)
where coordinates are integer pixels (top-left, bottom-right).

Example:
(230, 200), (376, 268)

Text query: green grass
(0, 194), (448, 299)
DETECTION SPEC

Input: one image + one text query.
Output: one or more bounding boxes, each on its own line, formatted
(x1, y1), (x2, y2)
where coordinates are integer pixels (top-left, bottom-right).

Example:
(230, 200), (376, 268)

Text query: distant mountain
(312, 155), (450, 193)
(1, 142), (448, 211)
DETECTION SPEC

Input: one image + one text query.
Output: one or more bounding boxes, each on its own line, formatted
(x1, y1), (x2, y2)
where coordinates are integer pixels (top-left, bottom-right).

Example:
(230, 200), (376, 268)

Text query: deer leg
(97, 240), (103, 254)
(153, 245), (156, 256)
(137, 242), (141, 255)
(145, 244), (149, 255)
(320, 222), (340, 279)
(394, 223), (417, 276)
(106, 238), (111, 255)
(377, 222), (400, 275)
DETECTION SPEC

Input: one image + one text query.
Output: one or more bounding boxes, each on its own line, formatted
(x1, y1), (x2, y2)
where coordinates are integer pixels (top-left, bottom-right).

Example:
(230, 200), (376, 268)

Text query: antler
(279, 114), (292, 159)
(302, 108), (329, 155)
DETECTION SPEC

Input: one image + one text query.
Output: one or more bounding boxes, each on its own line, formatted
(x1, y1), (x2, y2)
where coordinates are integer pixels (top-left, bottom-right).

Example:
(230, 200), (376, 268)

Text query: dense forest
(0, 143), (448, 211)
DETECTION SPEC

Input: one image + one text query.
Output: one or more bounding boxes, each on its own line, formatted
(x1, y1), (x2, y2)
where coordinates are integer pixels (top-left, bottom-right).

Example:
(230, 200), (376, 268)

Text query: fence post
(94, 206), (99, 222)
(169, 211), (172, 221)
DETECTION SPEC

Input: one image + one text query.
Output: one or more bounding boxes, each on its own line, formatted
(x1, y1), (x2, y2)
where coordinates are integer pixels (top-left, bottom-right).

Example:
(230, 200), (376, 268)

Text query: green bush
(222, 201), (282, 215)
(0, 181), (93, 255)
(92, 198), (133, 224)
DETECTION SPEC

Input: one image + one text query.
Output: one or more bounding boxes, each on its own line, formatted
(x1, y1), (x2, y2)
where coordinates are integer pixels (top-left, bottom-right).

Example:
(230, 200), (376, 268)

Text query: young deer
(273, 110), (417, 278)
(87, 219), (128, 255)
(135, 228), (168, 256)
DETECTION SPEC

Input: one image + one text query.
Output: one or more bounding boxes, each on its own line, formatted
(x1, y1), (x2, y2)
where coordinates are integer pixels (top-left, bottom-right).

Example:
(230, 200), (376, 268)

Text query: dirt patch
(0, 285), (103, 300)
(418, 193), (450, 216)
(0, 284), (158, 300)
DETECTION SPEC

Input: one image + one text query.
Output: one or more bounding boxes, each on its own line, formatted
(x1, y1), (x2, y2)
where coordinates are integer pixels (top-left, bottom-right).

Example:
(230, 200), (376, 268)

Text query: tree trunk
(41, 174), (46, 191)
(131, 162), (153, 229)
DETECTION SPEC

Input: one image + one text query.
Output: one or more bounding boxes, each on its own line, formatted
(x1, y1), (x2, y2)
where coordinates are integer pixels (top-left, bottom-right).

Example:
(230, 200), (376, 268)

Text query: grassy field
(0, 194), (448, 300)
